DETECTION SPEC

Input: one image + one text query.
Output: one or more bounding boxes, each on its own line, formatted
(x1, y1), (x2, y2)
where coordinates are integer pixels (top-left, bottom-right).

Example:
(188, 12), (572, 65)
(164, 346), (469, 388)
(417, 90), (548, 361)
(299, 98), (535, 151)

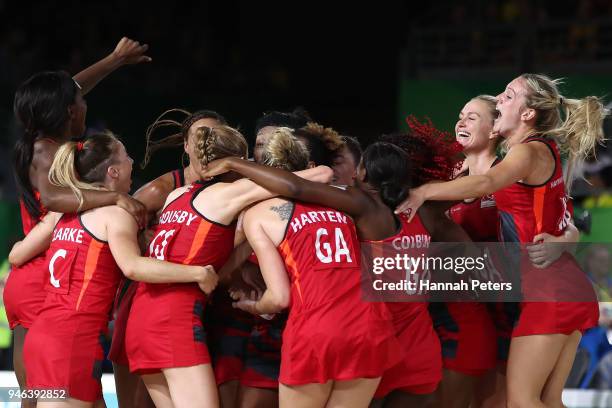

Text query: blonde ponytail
(521, 73), (609, 190)
(555, 96), (608, 189)
(48, 131), (120, 210)
(48, 142), (104, 209)
(262, 127), (310, 171)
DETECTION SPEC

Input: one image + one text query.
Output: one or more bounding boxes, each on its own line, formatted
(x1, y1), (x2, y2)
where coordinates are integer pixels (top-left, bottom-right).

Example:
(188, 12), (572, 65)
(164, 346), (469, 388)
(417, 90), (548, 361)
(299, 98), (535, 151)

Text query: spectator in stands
(570, 244), (612, 388)
(584, 244), (612, 302)
(583, 165), (612, 208)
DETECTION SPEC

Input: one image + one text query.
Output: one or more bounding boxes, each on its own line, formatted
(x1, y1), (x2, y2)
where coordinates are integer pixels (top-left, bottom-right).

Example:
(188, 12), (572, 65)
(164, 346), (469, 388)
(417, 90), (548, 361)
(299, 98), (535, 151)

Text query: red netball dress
(371, 213), (442, 397)
(449, 193), (498, 244)
(6, 138), (60, 329)
(277, 201), (401, 385)
(125, 180), (235, 374)
(109, 169), (185, 366)
(432, 178), (501, 374)
(4, 196), (48, 329)
(24, 213), (123, 401)
(494, 136), (598, 336)
(207, 253), (284, 389)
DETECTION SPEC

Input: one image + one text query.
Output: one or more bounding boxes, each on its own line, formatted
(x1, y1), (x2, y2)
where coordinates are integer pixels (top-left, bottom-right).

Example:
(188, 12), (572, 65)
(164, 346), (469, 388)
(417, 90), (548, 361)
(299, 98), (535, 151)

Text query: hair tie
(76, 141), (84, 151)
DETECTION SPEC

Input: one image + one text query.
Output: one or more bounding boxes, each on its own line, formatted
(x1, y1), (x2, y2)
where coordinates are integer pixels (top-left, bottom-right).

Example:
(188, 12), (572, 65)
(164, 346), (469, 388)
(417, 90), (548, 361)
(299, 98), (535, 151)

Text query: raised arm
(396, 144), (536, 220)
(31, 140), (146, 227)
(233, 208), (290, 315)
(73, 37), (151, 96)
(8, 212), (60, 267)
(200, 156), (372, 218)
(105, 207), (218, 293)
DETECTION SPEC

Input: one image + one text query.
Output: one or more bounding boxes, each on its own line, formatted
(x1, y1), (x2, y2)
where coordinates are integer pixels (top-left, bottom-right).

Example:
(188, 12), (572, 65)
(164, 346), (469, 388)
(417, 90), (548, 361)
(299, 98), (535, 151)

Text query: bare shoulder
(244, 198), (291, 244)
(528, 138), (556, 157)
(31, 139), (60, 170)
(133, 172), (175, 200)
(249, 198), (293, 219)
(80, 205), (136, 241)
(505, 141), (536, 159)
(86, 204), (133, 220)
(243, 199), (294, 230)
(192, 180), (251, 209)
(504, 140), (552, 178)
(33, 138), (60, 154)
(200, 180), (238, 195)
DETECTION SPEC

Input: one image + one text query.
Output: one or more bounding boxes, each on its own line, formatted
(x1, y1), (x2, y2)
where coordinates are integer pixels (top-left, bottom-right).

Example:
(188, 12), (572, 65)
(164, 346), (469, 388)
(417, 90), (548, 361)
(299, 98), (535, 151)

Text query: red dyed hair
(379, 116), (463, 187)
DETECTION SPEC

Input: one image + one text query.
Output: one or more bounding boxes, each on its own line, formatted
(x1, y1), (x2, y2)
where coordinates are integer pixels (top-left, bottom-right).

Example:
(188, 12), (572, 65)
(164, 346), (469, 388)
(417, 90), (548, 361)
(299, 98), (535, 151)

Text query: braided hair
(194, 125), (248, 167)
(141, 109), (227, 168)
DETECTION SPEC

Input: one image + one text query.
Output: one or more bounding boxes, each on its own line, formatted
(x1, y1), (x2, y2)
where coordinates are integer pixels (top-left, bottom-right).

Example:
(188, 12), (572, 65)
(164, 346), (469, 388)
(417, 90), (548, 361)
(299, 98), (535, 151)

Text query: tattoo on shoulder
(270, 202), (293, 221)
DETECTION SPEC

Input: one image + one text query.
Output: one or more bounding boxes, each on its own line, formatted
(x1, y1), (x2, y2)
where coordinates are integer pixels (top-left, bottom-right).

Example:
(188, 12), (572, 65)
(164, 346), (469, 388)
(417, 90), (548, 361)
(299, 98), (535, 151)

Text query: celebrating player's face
(455, 99), (495, 153)
(494, 77), (529, 139)
(111, 141), (134, 193)
(332, 145), (357, 186)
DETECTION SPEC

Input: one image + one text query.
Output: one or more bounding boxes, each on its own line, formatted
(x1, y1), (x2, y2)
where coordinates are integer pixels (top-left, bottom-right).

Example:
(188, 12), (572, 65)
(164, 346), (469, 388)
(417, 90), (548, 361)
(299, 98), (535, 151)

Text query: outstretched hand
(112, 37), (152, 65)
(394, 186), (426, 222)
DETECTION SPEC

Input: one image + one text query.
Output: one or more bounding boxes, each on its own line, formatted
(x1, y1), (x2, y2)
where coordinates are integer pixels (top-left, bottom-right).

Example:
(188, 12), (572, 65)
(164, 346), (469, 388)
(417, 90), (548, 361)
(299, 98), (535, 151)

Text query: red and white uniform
(125, 180), (235, 374)
(24, 213), (122, 401)
(431, 184), (500, 374)
(449, 195), (499, 243)
(109, 169), (185, 366)
(372, 213), (442, 397)
(494, 136), (598, 336)
(4, 197), (48, 329)
(277, 201), (401, 385)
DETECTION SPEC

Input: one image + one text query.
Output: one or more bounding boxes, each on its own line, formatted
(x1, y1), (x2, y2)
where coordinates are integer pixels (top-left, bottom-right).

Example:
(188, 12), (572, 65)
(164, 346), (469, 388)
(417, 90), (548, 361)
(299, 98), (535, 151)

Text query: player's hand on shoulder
(115, 193), (147, 229)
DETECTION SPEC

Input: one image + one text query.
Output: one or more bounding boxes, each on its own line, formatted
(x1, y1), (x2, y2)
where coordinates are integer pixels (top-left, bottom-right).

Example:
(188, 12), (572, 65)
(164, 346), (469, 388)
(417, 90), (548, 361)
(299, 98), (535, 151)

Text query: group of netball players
(4, 36), (609, 408)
